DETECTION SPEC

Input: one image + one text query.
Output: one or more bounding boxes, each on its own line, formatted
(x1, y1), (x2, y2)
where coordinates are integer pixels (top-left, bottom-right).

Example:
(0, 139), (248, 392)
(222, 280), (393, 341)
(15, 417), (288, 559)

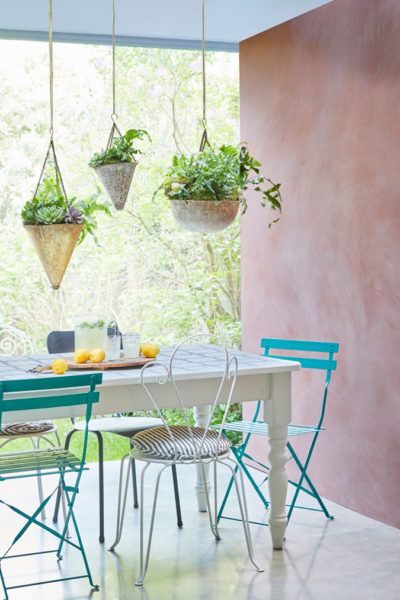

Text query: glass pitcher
(73, 313), (107, 351)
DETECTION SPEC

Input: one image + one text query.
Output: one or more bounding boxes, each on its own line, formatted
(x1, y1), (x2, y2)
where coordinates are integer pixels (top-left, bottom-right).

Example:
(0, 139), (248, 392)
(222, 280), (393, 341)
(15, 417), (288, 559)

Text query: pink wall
(240, 0), (400, 528)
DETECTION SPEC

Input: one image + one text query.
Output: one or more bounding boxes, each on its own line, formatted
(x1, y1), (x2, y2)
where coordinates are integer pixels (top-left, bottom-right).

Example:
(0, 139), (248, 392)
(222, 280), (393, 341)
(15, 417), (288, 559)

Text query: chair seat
(0, 447), (84, 480)
(73, 416), (163, 437)
(214, 421), (323, 437)
(131, 426), (232, 461)
(0, 421), (56, 437)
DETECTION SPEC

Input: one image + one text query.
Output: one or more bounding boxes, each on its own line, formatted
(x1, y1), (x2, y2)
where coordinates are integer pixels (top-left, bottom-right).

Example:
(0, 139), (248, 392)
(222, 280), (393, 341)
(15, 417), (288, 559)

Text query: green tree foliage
(0, 41), (241, 351)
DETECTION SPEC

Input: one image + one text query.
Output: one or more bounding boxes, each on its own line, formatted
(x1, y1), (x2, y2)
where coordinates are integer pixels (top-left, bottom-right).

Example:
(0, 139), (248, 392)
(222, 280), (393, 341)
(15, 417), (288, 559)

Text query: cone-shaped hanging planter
(24, 223), (83, 290)
(169, 199), (240, 233)
(93, 161), (137, 211)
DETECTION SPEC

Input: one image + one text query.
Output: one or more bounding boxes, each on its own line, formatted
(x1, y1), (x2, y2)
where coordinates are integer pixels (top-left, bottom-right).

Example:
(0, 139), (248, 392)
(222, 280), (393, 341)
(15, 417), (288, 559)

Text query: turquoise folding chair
(0, 373), (102, 599)
(216, 338), (339, 525)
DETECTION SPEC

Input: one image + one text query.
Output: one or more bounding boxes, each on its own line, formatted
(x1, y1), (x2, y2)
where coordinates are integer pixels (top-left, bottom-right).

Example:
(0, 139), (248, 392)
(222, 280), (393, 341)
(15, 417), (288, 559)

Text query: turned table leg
(193, 404), (212, 512)
(264, 371), (291, 549)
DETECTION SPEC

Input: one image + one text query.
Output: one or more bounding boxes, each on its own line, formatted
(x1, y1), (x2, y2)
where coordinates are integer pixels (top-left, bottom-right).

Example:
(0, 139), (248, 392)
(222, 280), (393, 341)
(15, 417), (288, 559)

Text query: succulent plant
(65, 204), (84, 224)
(22, 175), (112, 245)
(34, 205), (65, 225)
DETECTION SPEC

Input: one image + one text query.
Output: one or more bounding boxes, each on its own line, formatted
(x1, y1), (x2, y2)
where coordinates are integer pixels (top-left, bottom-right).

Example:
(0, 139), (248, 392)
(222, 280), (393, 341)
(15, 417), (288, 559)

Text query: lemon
(51, 358), (68, 375)
(74, 348), (90, 364)
(139, 343), (143, 354)
(90, 348), (106, 363)
(141, 342), (160, 358)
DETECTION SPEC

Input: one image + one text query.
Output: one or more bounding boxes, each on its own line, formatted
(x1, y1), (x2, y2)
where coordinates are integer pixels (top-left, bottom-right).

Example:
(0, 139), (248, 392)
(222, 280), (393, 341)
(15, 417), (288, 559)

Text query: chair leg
(136, 463), (168, 587)
(94, 431), (105, 543)
(130, 442), (139, 509)
(53, 429), (75, 524)
(171, 464), (183, 528)
(31, 436), (46, 520)
(224, 457), (263, 572)
(287, 441), (333, 521)
(109, 453), (131, 552)
(199, 461), (220, 541)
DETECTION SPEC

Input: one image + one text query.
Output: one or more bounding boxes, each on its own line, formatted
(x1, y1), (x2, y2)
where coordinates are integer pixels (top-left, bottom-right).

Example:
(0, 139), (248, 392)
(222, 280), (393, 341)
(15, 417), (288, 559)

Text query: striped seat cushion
(0, 421), (55, 437)
(131, 426), (232, 461)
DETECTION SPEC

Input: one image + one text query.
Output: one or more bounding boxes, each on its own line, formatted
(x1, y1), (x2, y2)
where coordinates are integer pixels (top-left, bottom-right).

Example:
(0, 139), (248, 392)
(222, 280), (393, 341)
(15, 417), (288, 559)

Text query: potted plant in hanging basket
(22, 177), (111, 290)
(156, 144), (282, 233)
(89, 128), (151, 211)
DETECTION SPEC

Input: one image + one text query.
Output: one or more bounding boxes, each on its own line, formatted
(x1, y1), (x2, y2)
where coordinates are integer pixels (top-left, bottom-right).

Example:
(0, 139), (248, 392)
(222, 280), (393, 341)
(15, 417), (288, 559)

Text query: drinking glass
(122, 333), (140, 359)
(105, 334), (121, 361)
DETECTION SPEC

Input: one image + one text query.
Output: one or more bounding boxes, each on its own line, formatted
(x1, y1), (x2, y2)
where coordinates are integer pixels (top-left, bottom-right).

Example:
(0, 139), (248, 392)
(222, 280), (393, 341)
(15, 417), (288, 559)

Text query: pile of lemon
(51, 342), (160, 375)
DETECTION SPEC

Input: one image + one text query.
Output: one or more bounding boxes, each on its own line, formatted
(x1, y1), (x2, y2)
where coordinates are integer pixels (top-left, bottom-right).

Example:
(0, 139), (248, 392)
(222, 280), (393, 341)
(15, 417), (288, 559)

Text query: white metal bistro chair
(0, 322), (63, 519)
(109, 334), (263, 586)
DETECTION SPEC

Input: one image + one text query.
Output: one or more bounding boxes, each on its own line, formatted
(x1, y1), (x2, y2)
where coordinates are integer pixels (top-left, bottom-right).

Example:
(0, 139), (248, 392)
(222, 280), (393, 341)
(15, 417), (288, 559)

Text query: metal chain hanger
(199, 0), (211, 152)
(34, 0), (68, 201)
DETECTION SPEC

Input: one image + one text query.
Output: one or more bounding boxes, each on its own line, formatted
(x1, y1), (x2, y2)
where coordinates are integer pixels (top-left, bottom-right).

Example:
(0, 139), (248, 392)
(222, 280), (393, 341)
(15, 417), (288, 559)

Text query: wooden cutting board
(33, 355), (156, 372)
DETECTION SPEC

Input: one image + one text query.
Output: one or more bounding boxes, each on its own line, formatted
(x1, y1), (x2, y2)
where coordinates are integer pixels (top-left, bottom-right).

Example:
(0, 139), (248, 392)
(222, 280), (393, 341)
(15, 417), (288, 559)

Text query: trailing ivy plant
(21, 177), (112, 245)
(157, 144), (282, 227)
(89, 128), (151, 168)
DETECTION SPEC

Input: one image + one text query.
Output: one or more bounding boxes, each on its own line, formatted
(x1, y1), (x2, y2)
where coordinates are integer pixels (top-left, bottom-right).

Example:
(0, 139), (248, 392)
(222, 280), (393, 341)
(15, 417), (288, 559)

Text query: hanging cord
(112, 0), (117, 121)
(199, 0), (210, 152)
(33, 0), (68, 201)
(49, 0), (53, 138)
(101, 0), (122, 163)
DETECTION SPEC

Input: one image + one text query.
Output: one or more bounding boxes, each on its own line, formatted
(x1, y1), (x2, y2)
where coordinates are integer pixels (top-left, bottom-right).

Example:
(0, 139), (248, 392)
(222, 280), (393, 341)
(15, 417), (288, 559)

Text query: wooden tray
(33, 355), (156, 373)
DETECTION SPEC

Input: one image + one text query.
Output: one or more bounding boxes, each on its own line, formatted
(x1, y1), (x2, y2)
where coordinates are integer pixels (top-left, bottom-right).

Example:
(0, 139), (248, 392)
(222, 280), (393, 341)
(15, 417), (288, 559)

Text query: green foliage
(21, 178), (66, 224)
(89, 128), (151, 167)
(158, 144), (282, 226)
(21, 176), (112, 244)
(1, 43), (243, 452)
(73, 188), (112, 245)
(78, 319), (106, 328)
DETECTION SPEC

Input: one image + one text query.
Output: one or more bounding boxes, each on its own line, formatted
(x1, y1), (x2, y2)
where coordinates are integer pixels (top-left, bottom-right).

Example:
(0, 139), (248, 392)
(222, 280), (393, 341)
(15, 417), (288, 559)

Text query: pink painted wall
(240, 0), (400, 527)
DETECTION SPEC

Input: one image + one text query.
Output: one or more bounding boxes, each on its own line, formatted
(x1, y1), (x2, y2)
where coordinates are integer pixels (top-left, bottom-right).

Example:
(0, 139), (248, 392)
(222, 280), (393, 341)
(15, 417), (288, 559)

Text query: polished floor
(1, 459), (399, 600)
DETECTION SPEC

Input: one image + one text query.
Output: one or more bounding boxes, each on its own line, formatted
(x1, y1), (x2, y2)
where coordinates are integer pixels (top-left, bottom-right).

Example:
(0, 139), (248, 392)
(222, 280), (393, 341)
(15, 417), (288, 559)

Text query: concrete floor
(1, 460), (399, 600)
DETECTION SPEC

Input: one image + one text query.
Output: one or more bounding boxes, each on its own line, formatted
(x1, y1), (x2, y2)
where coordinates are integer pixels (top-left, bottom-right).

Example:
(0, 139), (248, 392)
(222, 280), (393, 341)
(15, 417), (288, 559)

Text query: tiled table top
(0, 345), (299, 386)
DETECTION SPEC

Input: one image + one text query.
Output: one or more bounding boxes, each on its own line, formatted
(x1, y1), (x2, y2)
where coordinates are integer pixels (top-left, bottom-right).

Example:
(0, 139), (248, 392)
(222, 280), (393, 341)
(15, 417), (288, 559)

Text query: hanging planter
(89, 127), (150, 211)
(21, 0), (112, 290)
(157, 144), (282, 233)
(24, 223), (83, 291)
(89, 0), (150, 211)
(156, 0), (282, 234)
(169, 198), (240, 233)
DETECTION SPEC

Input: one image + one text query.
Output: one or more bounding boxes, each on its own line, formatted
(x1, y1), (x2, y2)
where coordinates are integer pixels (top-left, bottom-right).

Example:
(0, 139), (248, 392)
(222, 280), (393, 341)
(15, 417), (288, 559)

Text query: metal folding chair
(109, 334), (263, 586)
(216, 338), (339, 525)
(0, 373), (102, 598)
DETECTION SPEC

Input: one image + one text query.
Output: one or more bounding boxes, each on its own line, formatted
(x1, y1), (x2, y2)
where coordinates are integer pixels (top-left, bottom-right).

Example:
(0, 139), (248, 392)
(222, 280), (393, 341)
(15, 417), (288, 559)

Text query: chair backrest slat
(0, 373), (102, 394)
(0, 374), (102, 421)
(261, 337), (339, 430)
(261, 338), (339, 354)
(1, 392), (99, 413)
(267, 355), (337, 371)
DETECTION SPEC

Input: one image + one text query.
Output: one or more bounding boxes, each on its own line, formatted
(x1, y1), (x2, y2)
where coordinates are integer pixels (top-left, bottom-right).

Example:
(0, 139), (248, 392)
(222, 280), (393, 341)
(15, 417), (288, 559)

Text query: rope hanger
(199, 0), (211, 152)
(103, 0), (122, 159)
(34, 0), (68, 201)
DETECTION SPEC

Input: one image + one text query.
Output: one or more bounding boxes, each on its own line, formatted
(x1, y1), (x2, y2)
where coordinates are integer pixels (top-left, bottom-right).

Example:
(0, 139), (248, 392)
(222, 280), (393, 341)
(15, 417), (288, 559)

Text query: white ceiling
(0, 0), (332, 51)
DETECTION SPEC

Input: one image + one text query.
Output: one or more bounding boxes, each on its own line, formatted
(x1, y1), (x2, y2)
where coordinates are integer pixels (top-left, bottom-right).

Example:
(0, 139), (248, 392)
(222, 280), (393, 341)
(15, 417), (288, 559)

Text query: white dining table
(0, 344), (300, 549)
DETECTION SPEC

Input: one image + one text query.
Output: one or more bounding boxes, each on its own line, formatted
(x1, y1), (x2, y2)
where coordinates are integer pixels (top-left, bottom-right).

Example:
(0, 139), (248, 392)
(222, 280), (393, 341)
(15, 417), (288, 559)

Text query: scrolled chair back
(138, 333), (238, 464)
(0, 322), (34, 356)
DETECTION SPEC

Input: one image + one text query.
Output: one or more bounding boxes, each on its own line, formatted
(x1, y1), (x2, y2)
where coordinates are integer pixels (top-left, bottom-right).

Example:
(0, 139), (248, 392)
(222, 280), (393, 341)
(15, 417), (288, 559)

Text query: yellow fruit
(51, 358), (68, 375)
(141, 342), (160, 358)
(139, 343), (143, 354)
(90, 348), (106, 363)
(74, 348), (90, 364)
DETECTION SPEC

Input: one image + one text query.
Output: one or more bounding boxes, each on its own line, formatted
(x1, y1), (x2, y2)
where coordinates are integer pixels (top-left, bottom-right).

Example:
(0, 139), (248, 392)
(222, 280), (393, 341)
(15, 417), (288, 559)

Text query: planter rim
(92, 159), (138, 169)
